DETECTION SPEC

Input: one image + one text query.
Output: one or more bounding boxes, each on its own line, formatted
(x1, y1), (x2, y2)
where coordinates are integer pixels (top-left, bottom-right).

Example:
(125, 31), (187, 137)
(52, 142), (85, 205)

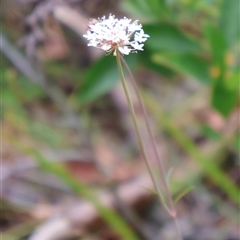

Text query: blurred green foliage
(1, 0), (238, 203)
(1, 0), (239, 238)
(80, 0), (239, 117)
(75, 0), (240, 203)
(143, 91), (239, 204)
(23, 148), (139, 240)
(78, 54), (138, 103)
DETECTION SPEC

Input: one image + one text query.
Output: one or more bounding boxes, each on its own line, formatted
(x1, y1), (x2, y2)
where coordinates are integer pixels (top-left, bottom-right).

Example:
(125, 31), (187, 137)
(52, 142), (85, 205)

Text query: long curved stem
(115, 51), (172, 215)
(119, 54), (182, 240)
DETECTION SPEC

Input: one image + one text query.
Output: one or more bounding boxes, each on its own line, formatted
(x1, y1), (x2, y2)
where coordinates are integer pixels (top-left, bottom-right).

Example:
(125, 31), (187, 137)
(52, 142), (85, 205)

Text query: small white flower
(83, 14), (149, 56)
(134, 30), (150, 43)
(131, 42), (144, 51)
(118, 46), (131, 55)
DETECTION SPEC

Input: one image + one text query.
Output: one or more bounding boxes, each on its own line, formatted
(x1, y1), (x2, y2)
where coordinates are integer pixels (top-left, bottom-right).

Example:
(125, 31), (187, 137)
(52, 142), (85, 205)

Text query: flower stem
(115, 51), (171, 214)
(117, 52), (182, 240)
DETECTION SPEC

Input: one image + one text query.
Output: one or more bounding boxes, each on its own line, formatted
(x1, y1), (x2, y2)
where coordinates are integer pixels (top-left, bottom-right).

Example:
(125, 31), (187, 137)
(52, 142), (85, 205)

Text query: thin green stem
(115, 50), (172, 215)
(119, 55), (174, 207)
(119, 53), (182, 240)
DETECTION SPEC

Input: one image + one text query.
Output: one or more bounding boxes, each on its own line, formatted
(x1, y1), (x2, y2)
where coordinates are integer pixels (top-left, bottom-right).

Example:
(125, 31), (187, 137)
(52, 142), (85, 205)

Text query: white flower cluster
(83, 14), (149, 56)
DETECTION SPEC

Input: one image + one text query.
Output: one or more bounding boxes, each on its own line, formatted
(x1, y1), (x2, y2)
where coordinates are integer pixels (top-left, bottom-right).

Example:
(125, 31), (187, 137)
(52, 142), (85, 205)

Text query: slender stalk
(119, 54), (182, 240)
(115, 50), (172, 215)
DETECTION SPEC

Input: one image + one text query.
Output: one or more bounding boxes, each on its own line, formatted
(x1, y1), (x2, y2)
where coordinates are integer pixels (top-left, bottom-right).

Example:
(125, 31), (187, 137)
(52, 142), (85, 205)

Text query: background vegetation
(1, 0), (239, 239)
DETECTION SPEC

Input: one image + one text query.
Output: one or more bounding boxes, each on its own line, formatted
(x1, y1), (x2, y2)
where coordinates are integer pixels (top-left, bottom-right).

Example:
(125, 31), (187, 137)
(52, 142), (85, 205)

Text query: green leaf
(28, 122), (63, 147)
(78, 54), (138, 104)
(152, 53), (212, 85)
(144, 24), (202, 54)
(147, 0), (170, 17)
(224, 70), (240, 91)
(211, 75), (238, 117)
(204, 24), (227, 68)
(220, 0), (240, 48)
(140, 52), (175, 78)
(4, 68), (44, 104)
(121, 0), (169, 20)
(141, 187), (158, 196)
(201, 125), (222, 141)
(174, 186), (195, 204)
(121, 0), (157, 22)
